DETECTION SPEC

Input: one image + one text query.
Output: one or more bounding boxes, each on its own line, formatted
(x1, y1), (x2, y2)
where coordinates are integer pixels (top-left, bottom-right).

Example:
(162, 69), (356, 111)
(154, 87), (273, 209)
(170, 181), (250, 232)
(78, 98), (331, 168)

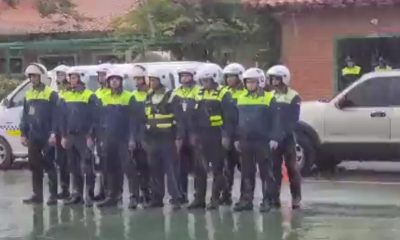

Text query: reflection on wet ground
(2, 169), (400, 240)
(7, 205), (400, 240)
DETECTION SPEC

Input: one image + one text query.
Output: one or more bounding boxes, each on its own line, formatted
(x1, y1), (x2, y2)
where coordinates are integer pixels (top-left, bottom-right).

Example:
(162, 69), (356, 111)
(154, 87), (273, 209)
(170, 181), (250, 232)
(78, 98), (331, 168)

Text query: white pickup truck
(295, 70), (400, 174)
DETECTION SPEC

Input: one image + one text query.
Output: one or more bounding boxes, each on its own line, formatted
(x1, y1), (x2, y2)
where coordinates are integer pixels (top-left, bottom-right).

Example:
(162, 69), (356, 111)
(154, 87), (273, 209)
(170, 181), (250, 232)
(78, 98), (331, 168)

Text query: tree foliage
(2, 0), (83, 22)
(112, 0), (279, 65)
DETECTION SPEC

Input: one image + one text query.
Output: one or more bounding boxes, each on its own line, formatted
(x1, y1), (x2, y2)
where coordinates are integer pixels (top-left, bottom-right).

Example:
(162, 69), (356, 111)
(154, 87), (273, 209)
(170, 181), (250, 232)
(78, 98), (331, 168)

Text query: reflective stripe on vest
(59, 89), (67, 100)
(102, 91), (132, 106)
(95, 88), (110, 100)
(375, 66), (392, 72)
(63, 89), (93, 103)
(273, 88), (298, 104)
(342, 66), (361, 76)
(145, 91), (174, 129)
(195, 85), (227, 127)
(25, 86), (53, 101)
(237, 91), (274, 106)
(132, 90), (148, 102)
(228, 88), (247, 101)
(173, 85), (200, 99)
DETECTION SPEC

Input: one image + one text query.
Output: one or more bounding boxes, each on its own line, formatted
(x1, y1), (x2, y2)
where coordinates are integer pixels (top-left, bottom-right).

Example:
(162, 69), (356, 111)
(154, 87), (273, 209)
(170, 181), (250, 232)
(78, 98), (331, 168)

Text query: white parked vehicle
(295, 70), (400, 174)
(0, 61), (206, 169)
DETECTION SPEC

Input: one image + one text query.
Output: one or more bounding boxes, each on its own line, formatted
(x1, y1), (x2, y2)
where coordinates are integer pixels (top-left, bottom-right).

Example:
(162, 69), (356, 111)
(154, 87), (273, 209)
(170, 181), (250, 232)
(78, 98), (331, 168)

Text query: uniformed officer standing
(93, 64), (111, 202)
(233, 68), (278, 212)
(131, 64), (151, 204)
(171, 66), (200, 204)
(267, 65), (302, 209)
(52, 65), (71, 200)
(220, 63), (246, 206)
(144, 68), (182, 210)
(188, 63), (235, 210)
(20, 63), (59, 205)
(97, 70), (140, 209)
(60, 67), (97, 207)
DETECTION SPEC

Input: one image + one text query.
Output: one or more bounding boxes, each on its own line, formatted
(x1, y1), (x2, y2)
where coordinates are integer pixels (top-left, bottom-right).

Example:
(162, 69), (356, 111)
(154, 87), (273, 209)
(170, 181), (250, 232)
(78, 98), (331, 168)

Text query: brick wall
(279, 7), (400, 100)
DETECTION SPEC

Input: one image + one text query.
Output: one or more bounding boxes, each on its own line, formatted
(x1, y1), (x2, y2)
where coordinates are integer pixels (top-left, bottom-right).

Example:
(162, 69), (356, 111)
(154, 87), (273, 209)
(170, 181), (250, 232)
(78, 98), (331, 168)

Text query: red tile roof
(243, 0), (400, 9)
(0, 0), (136, 35)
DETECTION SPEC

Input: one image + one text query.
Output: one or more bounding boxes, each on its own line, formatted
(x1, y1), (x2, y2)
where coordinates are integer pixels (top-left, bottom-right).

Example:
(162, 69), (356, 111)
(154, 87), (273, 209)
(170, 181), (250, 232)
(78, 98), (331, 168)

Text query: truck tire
(0, 137), (13, 170)
(295, 132), (316, 176)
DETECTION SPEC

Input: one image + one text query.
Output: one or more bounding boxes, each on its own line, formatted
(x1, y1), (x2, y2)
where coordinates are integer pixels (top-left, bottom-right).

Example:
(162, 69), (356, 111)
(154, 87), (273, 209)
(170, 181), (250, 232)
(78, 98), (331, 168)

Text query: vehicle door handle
(370, 111), (386, 118)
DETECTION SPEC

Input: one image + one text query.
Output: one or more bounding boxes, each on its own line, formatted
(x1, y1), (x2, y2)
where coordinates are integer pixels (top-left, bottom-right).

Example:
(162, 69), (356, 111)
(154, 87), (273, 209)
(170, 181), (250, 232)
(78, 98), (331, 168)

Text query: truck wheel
(0, 137), (13, 170)
(295, 132), (316, 176)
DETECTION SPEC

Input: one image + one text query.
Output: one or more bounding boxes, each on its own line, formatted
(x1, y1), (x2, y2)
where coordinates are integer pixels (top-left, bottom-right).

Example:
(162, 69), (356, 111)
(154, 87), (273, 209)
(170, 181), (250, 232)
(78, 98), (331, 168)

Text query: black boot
(144, 200), (164, 209)
(233, 201), (253, 212)
(259, 201), (272, 213)
(97, 197), (119, 208)
(219, 193), (232, 206)
(187, 199), (206, 210)
(128, 197), (138, 210)
(206, 199), (220, 210)
(57, 189), (70, 200)
(93, 192), (106, 202)
(47, 195), (58, 206)
(64, 195), (84, 205)
(84, 189), (95, 207)
(292, 197), (301, 209)
(25, 170), (44, 204)
(23, 195), (43, 204)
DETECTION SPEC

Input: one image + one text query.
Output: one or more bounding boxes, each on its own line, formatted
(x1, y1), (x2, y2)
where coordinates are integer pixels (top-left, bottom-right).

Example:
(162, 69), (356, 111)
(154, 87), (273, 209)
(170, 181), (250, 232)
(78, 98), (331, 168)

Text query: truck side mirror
(336, 96), (351, 109)
(2, 98), (12, 108)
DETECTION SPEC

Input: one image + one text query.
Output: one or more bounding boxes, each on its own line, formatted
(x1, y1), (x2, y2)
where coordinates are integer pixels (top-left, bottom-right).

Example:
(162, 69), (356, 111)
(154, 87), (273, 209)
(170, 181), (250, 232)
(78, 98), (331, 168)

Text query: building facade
(244, 0), (400, 100)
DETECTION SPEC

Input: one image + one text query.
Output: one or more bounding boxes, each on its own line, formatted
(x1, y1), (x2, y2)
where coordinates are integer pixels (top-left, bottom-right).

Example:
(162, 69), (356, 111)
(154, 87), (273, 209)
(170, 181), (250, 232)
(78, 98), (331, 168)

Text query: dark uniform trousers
(145, 135), (181, 203)
(104, 140), (140, 200)
(96, 138), (108, 196)
(65, 134), (95, 198)
(133, 143), (150, 198)
(271, 134), (302, 202)
(47, 136), (69, 193)
(240, 140), (276, 203)
(193, 129), (225, 202)
(178, 140), (194, 200)
(28, 140), (58, 199)
(222, 145), (241, 200)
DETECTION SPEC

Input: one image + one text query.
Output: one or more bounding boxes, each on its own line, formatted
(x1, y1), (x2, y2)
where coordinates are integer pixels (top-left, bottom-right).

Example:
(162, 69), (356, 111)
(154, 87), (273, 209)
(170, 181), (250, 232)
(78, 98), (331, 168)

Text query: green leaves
(112, 0), (279, 65)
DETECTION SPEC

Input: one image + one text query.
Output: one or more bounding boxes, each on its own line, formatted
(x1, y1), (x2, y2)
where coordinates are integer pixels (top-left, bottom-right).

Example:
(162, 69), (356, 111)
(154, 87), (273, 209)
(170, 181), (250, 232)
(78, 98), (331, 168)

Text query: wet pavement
(2, 162), (400, 240)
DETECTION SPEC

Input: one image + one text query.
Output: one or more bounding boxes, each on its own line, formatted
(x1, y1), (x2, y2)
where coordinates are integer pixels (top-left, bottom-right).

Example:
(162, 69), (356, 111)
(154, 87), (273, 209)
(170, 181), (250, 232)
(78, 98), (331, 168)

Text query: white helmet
(106, 69), (124, 82)
(25, 63), (48, 82)
(266, 65), (291, 86)
(132, 64), (147, 78)
(196, 63), (223, 84)
(97, 63), (112, 74)
(53, 64), (69, 74)
(177, 66), (196, 76)
(243, 68), (266, 88)
(177, 66), (197, 83)
(223, 63), (245, 82)
(147, 67), (174, 90)
(66, 67), (84, 83)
